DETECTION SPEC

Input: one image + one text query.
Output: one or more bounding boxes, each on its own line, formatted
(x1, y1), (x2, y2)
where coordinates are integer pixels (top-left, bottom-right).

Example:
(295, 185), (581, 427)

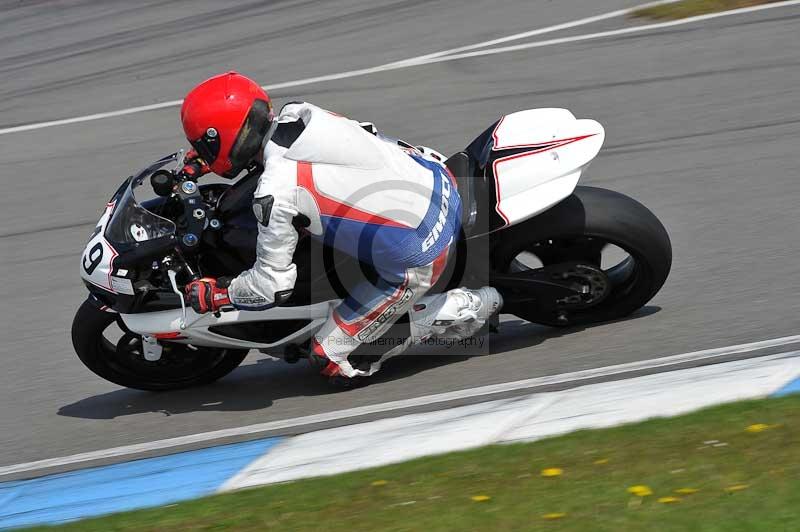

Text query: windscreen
(105, 164), (177, 245)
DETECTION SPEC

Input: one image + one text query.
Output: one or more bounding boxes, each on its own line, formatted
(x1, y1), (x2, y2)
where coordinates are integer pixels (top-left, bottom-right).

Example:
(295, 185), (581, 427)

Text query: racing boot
(307, 340), (369, 389)
(410, 287), (503, 341)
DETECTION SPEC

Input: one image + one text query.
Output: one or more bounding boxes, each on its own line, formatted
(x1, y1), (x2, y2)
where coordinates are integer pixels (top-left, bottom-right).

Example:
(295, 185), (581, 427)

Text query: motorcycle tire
(492, 186), (672, 326)
(71, 299), (249, 391)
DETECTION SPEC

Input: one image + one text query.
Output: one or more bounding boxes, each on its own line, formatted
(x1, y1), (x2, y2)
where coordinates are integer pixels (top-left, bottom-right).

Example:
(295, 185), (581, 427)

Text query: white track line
(2, 335), (800, 478)
(410, 0), (800, 66)
(379, 0), (682, 67)
(1, 1), (667, 136)
(2, 0), (798, 136)
(0, 100), (184, 136)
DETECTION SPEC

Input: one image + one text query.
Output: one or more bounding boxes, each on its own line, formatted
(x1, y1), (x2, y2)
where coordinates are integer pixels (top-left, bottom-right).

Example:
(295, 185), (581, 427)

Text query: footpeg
(283, 343), (308, 364)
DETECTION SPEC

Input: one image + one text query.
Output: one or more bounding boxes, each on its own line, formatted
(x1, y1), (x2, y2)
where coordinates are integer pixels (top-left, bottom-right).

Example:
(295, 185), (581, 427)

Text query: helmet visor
(227, 99), (273, 177)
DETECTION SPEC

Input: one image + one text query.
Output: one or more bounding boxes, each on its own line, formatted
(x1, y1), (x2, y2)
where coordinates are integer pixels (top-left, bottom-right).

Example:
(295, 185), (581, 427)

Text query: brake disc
(552, 263), (611, 309)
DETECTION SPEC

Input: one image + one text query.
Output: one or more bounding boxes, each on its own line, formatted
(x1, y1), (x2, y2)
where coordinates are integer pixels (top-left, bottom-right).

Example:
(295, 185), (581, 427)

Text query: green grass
(633, 0), (784, 20)
(32, 395), (800, 532)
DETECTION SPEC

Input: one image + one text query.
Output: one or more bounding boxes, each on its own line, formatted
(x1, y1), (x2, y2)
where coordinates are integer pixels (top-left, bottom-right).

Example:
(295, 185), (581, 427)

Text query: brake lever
(167, 269), (189, 329)
(176, 148), (186, 168)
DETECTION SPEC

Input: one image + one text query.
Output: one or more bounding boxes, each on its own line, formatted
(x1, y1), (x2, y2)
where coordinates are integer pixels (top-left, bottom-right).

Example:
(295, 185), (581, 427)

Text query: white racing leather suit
(227, 102), (501, 377)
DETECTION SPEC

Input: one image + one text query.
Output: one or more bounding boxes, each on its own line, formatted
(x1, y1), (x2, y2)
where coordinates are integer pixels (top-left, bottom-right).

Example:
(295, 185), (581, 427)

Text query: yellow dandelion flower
(370, 480), (388, 486)
(725, 484), (749, 492)
(542, 513), (567, 520)
(627, 485), (653, 497)
(658, 496), (681, 504)
(541, 468), (563, 477)
(593, 458), (609, 465)
(675, 488), (699, 495)
(471, 495), (491, 502)
(745, 424), (771, 433)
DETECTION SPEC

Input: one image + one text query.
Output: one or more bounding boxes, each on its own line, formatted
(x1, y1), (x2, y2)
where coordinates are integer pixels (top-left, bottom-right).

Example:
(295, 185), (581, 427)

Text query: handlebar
(149, 167), (209, 254)
(175, 178), (207, 253)
(150, 163), (206, 197)
(180, 159), (208, 181)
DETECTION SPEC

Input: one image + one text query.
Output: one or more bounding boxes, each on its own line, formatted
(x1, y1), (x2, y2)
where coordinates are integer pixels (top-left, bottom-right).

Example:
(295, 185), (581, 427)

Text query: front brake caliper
(142, 335), (163, 362)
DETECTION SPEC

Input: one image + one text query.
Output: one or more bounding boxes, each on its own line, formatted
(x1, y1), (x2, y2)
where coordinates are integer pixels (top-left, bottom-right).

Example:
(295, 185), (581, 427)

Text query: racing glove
(186, 277), (232, 314)
(180, 149), (211, 180)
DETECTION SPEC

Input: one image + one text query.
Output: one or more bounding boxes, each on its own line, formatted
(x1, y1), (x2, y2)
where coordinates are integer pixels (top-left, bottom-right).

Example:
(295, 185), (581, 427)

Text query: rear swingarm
(491, 262), (610, 325)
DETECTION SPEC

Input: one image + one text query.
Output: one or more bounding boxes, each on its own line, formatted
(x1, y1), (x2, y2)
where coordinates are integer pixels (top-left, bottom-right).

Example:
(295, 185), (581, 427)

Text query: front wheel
(492, 186), (672, 326)
(71, 299), (249, 391)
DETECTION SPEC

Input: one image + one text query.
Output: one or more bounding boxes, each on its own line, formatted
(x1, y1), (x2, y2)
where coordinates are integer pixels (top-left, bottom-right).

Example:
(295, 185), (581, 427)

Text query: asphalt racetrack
(1, 0), (799, 468)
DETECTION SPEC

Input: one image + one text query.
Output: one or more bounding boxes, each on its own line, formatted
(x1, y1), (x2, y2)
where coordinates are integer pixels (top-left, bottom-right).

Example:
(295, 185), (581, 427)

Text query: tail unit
(466, 108), (605, 231)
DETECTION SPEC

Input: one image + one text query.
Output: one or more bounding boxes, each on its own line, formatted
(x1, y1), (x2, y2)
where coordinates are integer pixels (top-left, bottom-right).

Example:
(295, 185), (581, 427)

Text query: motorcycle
(73, 108), (672, 391)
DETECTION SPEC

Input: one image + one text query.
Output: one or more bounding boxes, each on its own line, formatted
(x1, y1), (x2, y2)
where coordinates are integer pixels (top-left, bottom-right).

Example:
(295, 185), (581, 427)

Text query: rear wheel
(71, 299), (249, 391)
(492, 186), (671, 326)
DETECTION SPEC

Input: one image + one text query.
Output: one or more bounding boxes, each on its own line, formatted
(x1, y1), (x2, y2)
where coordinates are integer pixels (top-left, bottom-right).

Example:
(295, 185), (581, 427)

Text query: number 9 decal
(83, 242), (104, 275)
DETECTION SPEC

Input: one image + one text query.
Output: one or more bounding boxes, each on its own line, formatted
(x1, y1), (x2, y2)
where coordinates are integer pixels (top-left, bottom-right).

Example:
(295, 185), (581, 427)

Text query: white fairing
(120, 302), (334, 351)
(79, 202), (133, 295)
(491, 109), (605, 227)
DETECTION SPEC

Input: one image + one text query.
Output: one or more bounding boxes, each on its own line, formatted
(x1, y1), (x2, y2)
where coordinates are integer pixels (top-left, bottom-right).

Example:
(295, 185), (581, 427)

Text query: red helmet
(180, 72), (274, 178)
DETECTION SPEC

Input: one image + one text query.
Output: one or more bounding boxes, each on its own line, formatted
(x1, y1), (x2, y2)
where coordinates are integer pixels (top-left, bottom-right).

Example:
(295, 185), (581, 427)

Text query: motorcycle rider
(181, 72), (502, 386)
